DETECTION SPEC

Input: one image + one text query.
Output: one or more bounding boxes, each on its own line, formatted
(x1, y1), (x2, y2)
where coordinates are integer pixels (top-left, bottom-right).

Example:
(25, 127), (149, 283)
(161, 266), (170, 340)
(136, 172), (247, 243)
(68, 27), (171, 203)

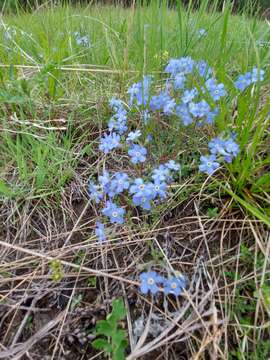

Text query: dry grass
(1, 178), (269, 359)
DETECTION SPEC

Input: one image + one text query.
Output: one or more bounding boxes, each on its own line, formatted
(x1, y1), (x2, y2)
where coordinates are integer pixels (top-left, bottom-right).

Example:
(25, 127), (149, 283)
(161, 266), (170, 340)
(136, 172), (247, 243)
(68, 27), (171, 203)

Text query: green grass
(0, 1), (270, 358)
(0, 3), (269, 71)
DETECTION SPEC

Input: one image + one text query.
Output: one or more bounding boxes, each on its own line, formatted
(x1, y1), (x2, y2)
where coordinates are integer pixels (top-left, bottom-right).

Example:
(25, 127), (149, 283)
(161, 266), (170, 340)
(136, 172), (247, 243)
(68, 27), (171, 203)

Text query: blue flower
(224, 138), (240, 162)
(109, 97), (123, 111)
(74, 32), (90, 47)
(182, 88), (198, 104)
(208, 137), (228, 156)
(251, 67), (264, 83)
(99, 132), (121, 154)
(102, 201), (125, 224)
(165, 160), (181, 171)
(199, 155), (220, 175)
(225, 138), (240, 156)
(132, 194), (153, 210)
(95, 222), (106, 242)
(130, 178), (156, 209)
(152, 180), (167, 199)
(109, 172), (130, 195)
(129, 178), (147, 196)
(165, 59), (183, 76)
(208, 136), (240, 163)
(234, 73), (252, 91)
(195, 60), (213, 79)
(146, 134), (153, 143)
(149, 91), (174, 114)
(163, 276), (186, 296)
(130, 178), (155, 198)
(98, 170), (110, 186)
(128, 75), (152, 107)
(175, 104), (193, 126)
(205, 108), (219, 125)
(165, 57), (195, 76)
(198, 28), (207, 37)
(88, 182), (103, 203)
(126, 130), (142, 142)
(108, 120), (127, 135)
(163, 97), (176, 115)
(151, 165), (170, 182)
(108, 108), (128, 135)
(139, 271), (164, 295)
(189, 100), (211, 118)
(128, 144), (147, 164)
(79, 36), (90, 46)
(98, 170), (111, 193)
(205, 78), (227, 101)
(173, 73), (186, 90)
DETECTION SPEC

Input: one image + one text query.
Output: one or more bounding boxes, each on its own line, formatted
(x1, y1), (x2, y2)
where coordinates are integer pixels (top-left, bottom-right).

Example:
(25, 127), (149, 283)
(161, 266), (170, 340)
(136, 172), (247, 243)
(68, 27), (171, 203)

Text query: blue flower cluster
(85, 56), (266, 301)
(234, 67), (264, 91)
(128, 75), (152, 107)
(126, 56), (226, 128)
(89, 89), (181, 242)
(126, 57), (264, 132)
(199, 135), (240, 175)
(89, 56), (264, 241)
(108, 98), (128, 134)
(139, 271), (187, 296)
(99, 132), (121, 154)
(90, 158), (180, 242)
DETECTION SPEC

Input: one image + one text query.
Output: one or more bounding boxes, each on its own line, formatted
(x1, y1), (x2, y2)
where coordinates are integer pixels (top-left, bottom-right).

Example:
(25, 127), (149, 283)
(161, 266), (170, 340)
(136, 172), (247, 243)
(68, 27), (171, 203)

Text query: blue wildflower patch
(86, 55), (258, 252)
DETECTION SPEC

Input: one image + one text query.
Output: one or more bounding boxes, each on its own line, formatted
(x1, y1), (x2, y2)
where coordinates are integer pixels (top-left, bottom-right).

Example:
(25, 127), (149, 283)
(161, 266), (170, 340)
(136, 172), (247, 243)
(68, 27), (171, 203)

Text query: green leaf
(111, 329), (127, 348)
(92, 338), (112, 353)
(206, 207), (219, 218)
(96, 320), (114, 337)
(112, 345), (126, 360)
(108, 299), (127, 325)
(91, 298), (128, 358)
